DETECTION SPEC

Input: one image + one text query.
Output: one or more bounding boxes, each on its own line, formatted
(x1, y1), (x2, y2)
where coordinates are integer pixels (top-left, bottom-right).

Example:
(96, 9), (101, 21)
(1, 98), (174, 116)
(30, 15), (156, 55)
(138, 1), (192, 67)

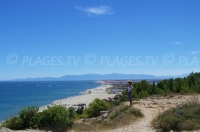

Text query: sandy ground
(38, 84), (115, 112)
(0, 84), (115, 132)
(1, 94), (200, 132)
(104, 94), (200, 132)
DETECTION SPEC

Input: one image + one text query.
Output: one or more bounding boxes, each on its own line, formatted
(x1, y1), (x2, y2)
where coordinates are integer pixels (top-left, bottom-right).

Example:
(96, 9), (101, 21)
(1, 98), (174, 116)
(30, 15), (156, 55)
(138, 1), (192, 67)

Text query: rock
(153, 100), (158, 104)
(80, 119), (85, 123)
(155, 121), (159, 128)
(160, 105), (165, 108)
(84, 118), (91, 123)
(90, 117), (96, 121)
(101, 113), (108, 119)
(148, 105), (157, 108)
(100, 111), (108, 115)
(171, 101), (176, 104)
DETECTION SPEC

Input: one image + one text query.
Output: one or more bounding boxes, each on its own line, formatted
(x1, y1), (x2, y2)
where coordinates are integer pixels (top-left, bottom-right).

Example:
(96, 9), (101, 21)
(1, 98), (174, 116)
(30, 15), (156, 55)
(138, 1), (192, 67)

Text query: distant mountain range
(12, 73), (189, 81)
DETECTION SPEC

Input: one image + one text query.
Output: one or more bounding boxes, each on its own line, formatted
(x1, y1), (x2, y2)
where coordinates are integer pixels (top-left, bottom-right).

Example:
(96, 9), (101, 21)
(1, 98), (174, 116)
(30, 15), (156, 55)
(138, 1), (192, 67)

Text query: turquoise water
(0, 81), (100, 122)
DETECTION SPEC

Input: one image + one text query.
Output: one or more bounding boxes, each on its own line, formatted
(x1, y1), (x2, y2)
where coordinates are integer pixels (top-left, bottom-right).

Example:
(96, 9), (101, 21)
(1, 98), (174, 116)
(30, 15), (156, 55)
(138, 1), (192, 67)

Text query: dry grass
(152, 95), (200, 131)
(71, 104), (144, 132)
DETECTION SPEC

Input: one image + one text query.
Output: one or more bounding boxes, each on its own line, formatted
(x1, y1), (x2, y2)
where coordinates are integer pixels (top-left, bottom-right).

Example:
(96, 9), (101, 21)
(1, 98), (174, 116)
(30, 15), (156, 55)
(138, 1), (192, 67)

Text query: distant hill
(12, 73), (189, 81)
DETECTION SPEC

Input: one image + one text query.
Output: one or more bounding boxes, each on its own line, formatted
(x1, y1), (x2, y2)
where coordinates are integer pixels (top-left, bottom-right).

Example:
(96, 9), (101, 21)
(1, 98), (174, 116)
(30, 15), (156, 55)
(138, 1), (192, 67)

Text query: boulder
(101, 113), (108, 119)
(100, 111), (108, 115)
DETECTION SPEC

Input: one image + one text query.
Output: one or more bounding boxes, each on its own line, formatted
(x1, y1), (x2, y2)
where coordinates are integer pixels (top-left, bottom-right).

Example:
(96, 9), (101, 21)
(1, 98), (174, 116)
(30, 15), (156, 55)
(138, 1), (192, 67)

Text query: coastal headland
(1, 80), (200, 132)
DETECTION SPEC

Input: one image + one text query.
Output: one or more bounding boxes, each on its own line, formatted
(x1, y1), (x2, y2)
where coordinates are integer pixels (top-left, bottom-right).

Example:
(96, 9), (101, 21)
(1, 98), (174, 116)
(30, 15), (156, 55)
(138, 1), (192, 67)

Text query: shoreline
(1, 82), (115, 124)
(0, 81), (114, 123)
(0, 80), (130, 123)
(39, 83), (115, 112)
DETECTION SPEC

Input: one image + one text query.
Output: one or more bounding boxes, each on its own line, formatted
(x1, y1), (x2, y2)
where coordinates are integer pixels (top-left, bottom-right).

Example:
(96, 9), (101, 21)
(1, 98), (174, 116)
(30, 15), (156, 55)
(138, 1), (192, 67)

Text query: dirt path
(1, 94), (200, 132)
(104, 94), (200, 132)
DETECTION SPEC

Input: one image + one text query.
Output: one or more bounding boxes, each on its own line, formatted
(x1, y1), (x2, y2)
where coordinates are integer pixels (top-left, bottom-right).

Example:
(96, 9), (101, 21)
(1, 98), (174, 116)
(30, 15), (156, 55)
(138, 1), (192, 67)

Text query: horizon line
(0, 72), (191, 81)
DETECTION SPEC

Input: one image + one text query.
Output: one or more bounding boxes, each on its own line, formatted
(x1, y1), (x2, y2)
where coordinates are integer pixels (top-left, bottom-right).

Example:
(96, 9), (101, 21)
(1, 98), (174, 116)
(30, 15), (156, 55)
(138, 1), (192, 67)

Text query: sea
(0, 81), (101, 122)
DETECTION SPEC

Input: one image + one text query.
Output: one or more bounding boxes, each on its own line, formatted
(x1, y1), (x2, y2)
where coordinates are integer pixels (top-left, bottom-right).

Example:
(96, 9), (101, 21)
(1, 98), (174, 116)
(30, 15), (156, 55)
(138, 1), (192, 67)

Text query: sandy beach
(39, 84), (115, 112)
(1, 94), (200, 132)
(0, 83), (117, 132)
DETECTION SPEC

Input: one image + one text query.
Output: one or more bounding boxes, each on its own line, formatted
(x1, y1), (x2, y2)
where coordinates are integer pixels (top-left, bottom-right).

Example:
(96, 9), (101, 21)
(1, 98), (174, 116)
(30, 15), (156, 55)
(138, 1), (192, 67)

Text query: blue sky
(0, 0), (200, 80)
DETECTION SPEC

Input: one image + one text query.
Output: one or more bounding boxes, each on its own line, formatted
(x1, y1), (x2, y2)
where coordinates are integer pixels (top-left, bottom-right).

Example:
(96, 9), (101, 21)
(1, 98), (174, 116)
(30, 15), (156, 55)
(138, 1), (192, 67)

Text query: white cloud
(172, 41), (182, 45)
(75, 6), (114, 16)
(190, 51), (200, 55)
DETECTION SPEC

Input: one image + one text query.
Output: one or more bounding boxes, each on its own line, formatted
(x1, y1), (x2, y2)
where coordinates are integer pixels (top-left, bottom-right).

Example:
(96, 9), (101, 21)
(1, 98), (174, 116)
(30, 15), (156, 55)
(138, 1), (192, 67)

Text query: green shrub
(83, 98), (110, 118)
(179, 119), (200, 130)
(129, 107), (144, 117)
(110, 105), (129, 120)
(2, 105), (76, 131)
(19, 106), (39, 128)
(2, 117), (23, 130)
(76, 107), (84, 115)
(157, 98), (200, 131)
(140, 91), (149, 98)
(159, 114), (180, 131)
(182, 87), (191, 93)
(2, 106), (39, 130)
(132, 90), (140, 100)
(31, 106), (75, 131)
(109, 100), (121, 107)
(110, 105), (143, 120)
(120, 90), (128, 102)
(120, 90), (140, 102)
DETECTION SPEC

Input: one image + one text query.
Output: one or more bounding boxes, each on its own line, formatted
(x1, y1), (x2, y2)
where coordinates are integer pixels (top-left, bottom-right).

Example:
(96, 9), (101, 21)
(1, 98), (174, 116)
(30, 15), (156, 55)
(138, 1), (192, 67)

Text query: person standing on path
(127, 81), (134, 106)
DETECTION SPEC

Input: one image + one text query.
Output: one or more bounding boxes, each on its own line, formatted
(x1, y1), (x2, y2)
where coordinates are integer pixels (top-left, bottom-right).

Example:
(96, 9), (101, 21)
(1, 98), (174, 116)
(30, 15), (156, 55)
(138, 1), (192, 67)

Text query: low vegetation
(72, 103), (144, 131)
(153, 96), (200, 131)
(1, 98), (143, 132)
(1, 72), (200, 131)
(81, 98), (110, 118)
(120, 72), (200, 102)
(1, 106), (76, 132)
